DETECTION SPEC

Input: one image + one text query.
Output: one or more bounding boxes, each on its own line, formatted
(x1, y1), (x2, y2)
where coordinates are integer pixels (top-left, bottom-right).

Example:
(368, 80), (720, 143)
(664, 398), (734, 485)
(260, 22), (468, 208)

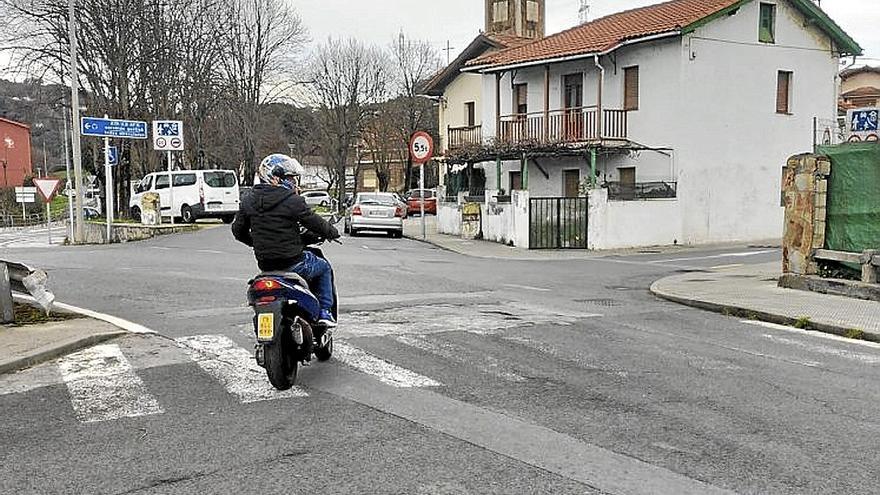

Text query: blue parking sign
(107, 146), (119, 166)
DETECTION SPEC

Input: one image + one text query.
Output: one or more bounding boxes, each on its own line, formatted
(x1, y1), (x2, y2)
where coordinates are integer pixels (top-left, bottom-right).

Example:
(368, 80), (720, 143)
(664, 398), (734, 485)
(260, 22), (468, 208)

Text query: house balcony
(448, 124), (483, 150)
(498, 107), (628, 145)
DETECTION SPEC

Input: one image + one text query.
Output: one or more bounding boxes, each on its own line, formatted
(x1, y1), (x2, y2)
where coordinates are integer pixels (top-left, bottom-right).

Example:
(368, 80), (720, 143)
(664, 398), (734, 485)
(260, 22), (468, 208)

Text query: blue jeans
(288, 251), (334, 313)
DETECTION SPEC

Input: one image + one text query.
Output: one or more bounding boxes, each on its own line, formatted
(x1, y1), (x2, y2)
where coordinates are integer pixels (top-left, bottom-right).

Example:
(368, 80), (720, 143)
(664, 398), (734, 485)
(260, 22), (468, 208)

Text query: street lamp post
(68, 0), (85, 243)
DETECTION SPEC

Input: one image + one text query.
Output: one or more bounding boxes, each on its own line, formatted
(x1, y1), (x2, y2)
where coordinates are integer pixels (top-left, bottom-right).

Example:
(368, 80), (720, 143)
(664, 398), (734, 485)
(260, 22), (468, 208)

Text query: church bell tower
(485, 0), (545, 40)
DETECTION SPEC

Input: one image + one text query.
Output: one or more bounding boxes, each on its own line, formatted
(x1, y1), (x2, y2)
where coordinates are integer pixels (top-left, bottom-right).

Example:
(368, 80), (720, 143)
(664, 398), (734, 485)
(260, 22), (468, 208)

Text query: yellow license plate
(257, 313), (274, 340)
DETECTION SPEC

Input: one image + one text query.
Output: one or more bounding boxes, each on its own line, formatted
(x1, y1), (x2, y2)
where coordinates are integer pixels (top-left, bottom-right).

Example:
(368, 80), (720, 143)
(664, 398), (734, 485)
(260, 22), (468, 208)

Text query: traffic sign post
(81, 115), (147, 243)
(409, 132), (435, 241)
(14, 186), (36, 222)
(34, 178), (61, 245)
(153, 120), (185, 225)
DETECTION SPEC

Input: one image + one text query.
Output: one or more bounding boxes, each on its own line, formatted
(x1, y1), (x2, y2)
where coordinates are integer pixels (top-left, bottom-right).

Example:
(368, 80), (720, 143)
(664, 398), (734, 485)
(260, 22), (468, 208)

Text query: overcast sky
(297, 0), (880, 63)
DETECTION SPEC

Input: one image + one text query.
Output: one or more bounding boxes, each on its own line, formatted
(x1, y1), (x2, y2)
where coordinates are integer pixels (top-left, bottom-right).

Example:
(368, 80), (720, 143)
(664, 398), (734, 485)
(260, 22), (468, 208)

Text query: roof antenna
(579, 0), (591, 24)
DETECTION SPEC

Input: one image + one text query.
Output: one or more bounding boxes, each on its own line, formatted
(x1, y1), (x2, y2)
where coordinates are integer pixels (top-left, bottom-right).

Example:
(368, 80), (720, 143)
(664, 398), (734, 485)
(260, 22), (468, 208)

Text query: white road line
(742, 320), (880, 350)
(761, 334), (880, 364)
(58, 344), (164, 423)
(651, 249), (777, 263)
(196, 249), (225, 255)
(502, 283), (551, 292)
(709, 263), (744, 270)
(333, 342), (441, 388)
(395, 334), (526, 382)
(52, 301), (157, 335)
(176, 335), (307, 403)
(149, 246), (173, 251)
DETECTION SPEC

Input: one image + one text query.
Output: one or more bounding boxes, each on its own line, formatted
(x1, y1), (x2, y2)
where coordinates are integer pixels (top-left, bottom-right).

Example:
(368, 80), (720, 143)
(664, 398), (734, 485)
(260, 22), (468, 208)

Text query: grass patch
(10, 303), (83, 326)
(793, 316), (812, 329)
(845, 328), (865, 340)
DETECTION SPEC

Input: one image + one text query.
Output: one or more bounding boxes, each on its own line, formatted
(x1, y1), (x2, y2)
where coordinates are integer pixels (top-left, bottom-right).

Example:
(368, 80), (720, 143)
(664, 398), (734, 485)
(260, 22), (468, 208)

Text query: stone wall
(781, 154), (831, 275)
(79, 222), (200, 244)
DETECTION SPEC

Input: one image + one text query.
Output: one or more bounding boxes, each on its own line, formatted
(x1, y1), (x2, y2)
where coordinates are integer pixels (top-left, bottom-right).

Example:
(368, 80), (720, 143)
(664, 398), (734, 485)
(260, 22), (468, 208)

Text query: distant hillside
(0, 79), (69, 173)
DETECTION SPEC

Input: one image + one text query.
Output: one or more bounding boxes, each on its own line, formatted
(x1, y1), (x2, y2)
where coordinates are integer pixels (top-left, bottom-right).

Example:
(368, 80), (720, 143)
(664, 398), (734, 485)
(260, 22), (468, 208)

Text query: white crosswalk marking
(395, 334), (526, 382)
(58, 344), (164, 423)
(176, 335), (308, 402)
(334, 342), (441, 388)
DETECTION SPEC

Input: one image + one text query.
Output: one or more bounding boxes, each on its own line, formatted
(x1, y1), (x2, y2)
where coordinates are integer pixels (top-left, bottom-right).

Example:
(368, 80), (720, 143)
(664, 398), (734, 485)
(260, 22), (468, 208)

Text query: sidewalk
(651, 262), (880, 340)
(402, 216), (777, 261)
(0, 310), (127, 375)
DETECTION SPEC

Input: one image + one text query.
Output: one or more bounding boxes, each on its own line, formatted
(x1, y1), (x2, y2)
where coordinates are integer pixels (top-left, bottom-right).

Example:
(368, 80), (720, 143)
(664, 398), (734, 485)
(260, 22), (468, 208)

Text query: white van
(129, 169), (240, 223)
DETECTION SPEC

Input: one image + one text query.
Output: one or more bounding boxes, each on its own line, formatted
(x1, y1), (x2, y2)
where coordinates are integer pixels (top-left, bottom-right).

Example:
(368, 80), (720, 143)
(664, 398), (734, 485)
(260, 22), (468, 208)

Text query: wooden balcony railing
(498, 107), (628, 144)
(448, 125), (482, 149)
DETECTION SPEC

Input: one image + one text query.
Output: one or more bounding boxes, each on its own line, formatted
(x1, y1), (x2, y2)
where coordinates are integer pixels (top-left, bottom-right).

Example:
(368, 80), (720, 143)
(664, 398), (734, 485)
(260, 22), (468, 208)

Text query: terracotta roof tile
(468, 0), (745, 68)
(841, 86), (880, 98)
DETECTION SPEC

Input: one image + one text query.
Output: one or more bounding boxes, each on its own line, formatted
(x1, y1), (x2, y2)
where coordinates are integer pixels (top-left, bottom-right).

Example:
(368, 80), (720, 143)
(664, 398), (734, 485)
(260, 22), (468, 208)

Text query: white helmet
(257, 154), (305, 187)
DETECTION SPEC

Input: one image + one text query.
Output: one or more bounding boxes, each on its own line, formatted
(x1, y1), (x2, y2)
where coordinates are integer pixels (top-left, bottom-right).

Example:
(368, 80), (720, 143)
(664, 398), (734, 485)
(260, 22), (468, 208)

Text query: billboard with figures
(847, 107), (879, 142)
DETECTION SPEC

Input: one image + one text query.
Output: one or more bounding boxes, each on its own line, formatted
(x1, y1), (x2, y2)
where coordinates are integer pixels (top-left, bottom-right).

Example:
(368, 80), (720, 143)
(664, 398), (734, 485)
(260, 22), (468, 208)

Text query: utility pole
(442, 41), (455, 65)
(68, 0), (85, 243)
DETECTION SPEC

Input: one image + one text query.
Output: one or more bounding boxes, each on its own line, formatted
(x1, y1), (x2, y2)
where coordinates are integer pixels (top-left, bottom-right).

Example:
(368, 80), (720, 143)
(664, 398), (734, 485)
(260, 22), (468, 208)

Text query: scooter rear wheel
(263, 333), (298, 390)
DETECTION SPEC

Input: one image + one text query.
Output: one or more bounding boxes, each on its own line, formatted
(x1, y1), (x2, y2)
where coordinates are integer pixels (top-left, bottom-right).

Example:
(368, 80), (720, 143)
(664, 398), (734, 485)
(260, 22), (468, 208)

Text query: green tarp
(817, 142), (880, 253)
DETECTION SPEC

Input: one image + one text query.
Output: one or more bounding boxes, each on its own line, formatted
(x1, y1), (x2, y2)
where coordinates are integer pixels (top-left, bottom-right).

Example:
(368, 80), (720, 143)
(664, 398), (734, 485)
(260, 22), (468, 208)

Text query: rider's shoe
(318, 310), (337, 328)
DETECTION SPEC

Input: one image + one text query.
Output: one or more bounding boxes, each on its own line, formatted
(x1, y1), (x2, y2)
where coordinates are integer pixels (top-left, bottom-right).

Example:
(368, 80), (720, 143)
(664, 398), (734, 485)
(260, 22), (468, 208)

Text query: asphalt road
(2, 226), (879, 494)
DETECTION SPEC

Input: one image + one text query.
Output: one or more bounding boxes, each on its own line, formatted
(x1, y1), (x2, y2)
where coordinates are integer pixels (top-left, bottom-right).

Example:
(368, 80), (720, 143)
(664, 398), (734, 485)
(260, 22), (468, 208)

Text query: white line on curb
(176, 335), (307, 403)
(742, 320), (880, 351)
(59, 344), (164, 423)
(53, 302), (157, 335)
(652, 250), (777, 263)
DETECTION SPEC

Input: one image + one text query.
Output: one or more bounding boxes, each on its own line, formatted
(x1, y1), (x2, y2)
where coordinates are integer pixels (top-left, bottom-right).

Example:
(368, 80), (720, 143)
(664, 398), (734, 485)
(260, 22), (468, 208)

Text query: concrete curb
(649, 281), (880, 344)
(0, 330), (127, 375)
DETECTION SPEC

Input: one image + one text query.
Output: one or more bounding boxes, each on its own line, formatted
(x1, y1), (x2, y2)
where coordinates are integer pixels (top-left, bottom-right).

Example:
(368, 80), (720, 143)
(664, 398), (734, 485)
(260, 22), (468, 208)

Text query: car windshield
(358, 194), (395, 206)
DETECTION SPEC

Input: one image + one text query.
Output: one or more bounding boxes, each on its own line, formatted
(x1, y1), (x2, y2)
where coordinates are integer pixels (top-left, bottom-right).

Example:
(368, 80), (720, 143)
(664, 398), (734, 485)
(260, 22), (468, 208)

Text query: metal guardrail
(0, 260), (55, 322)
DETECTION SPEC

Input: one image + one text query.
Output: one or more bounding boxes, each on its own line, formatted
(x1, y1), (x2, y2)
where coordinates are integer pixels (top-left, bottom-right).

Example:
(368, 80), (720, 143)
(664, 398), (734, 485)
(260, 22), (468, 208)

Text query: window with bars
(759, 3), (776, 43)
(624, 66), (639, 111)
(777, 71), (792, 114)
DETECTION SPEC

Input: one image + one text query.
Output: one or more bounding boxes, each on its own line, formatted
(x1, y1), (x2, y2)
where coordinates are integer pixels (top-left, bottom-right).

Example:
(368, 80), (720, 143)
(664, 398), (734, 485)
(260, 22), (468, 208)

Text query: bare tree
(388, 32), (442, 190)
(220, 0), (306, 184)
(309, 38), (389, 205)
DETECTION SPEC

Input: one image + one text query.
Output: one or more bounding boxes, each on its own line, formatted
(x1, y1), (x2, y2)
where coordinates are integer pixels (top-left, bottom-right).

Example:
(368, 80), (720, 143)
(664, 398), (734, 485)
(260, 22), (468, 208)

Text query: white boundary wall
(588, 189), (683, 250)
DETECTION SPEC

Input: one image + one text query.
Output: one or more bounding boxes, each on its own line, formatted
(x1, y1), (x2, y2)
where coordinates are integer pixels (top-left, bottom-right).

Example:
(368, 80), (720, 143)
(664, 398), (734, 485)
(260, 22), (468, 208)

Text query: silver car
(344, 192), (405, 238)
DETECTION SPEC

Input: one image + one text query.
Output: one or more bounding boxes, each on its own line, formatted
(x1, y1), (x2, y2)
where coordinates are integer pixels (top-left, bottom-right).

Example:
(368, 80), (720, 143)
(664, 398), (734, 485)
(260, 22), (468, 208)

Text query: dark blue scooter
(247, 244), (337, 390)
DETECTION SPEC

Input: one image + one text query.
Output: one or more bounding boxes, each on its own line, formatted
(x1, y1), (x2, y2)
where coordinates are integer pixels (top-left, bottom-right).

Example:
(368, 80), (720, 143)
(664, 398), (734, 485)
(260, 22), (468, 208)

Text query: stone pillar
(781, 154), (831, 275)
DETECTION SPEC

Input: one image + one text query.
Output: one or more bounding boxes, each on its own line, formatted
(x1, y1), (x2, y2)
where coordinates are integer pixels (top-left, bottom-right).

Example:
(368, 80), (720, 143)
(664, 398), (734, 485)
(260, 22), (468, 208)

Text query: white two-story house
(452, 0), (860, 249)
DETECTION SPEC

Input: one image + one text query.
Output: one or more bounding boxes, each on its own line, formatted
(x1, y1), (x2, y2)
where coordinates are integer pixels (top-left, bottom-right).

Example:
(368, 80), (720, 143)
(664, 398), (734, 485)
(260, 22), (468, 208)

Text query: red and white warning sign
(33, 177), (62, 202)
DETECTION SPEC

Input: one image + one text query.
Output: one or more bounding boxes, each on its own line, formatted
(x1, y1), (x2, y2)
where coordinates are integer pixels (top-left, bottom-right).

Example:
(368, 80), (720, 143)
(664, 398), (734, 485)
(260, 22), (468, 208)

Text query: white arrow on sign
(33, 178), (62, 202)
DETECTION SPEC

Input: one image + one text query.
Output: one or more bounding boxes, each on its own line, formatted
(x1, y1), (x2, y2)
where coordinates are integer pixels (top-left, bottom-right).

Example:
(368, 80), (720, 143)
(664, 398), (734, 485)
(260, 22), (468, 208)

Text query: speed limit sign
(409, 131), (434, 164)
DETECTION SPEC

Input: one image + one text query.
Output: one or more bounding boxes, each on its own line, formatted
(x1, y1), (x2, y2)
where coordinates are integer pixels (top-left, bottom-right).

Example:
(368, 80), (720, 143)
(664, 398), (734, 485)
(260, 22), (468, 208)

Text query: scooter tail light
(253, 279), (278, 291)
(352, 206), (362, 216)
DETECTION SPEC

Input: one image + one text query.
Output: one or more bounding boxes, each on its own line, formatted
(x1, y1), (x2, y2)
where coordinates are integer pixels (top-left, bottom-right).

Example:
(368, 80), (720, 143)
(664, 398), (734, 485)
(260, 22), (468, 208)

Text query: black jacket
(232, 185), (339, 271)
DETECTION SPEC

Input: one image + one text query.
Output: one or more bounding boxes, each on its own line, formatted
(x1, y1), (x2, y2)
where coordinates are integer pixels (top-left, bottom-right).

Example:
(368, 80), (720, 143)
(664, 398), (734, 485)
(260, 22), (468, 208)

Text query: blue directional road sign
(81, 117), (148, 139)
(106, 146), (119, 166)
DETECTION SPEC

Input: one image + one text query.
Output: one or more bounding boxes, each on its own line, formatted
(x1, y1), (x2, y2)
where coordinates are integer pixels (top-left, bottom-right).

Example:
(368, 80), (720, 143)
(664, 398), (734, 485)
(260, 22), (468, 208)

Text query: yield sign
(33, 177), (62, 202)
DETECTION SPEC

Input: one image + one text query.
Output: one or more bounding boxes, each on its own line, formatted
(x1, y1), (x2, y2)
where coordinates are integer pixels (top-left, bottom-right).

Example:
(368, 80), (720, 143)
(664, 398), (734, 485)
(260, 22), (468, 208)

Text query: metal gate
(529, 197), (588, 249)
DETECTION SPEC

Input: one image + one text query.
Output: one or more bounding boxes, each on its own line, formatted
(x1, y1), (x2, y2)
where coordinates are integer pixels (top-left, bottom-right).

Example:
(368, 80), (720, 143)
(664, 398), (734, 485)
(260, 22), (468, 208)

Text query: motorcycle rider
(232, 154), (341, 327)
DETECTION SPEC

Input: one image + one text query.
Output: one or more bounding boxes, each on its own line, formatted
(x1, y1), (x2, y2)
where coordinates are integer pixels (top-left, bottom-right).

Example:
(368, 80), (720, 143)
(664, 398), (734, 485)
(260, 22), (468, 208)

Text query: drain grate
(576, 298), (623, 307)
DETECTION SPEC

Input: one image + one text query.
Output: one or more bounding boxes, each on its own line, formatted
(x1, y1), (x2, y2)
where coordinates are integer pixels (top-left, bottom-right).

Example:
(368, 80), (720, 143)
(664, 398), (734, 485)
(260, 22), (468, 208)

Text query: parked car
(344, 192), (406, 238)
(83, 206), (101, 220)
(302, 190), (332, 208)
(129, 169), (240, 223)
(405, 189), (437, 215)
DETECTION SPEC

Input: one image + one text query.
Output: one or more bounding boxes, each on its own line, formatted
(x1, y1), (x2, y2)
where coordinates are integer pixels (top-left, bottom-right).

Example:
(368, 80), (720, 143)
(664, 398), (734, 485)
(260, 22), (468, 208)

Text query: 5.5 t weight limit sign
(409, 131), (434, 164)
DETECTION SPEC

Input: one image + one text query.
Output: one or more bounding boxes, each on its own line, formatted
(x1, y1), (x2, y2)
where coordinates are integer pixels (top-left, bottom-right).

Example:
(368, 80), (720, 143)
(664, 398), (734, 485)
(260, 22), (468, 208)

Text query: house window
(509, 171), (522, 191)
(513, 83), (528, 115)
(492, 0), (511, 30)
(759, 3), (776, 44)
(777, 71), (792, 114)
(563, 169), (580, 197)
(624, 66), (639, 111)
(465, 102), (476, 127)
